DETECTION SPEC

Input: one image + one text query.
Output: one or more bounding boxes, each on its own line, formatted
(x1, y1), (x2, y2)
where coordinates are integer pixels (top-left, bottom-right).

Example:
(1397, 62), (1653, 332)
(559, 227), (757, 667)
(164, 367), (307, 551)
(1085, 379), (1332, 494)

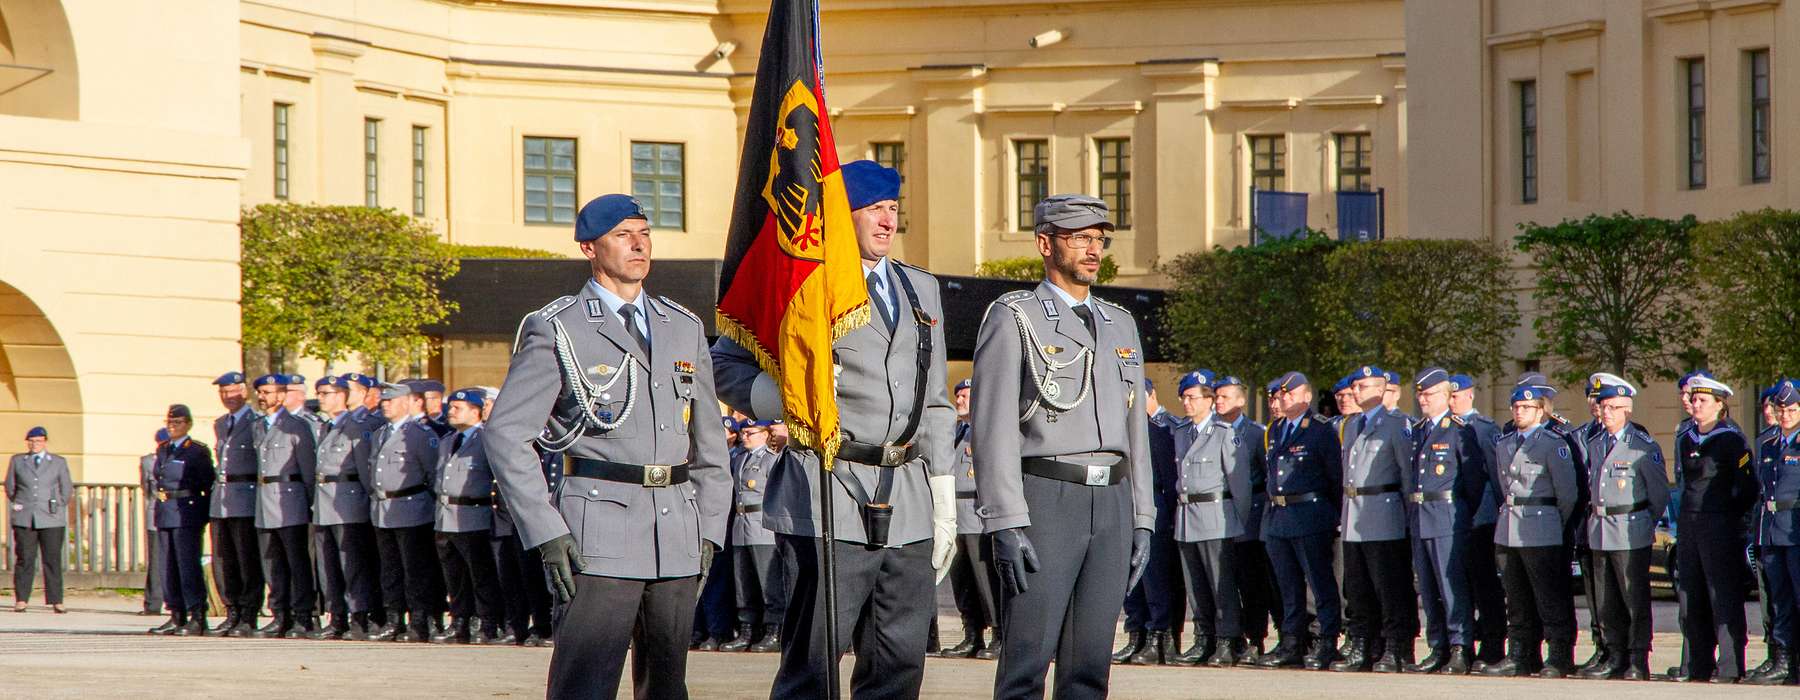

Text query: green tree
(1693, 208), (1800, 385)
(973, 255), (1119, 284)
(1160, 232), (1340, 385)
(1316, 240), (1519, 380)
(241, 203), (460, 369)
(1515, 212), (1699, 386)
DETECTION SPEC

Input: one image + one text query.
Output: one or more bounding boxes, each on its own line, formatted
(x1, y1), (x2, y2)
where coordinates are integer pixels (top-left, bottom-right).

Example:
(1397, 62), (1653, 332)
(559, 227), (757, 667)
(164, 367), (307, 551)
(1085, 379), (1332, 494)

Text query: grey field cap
(1032, 193), (1114, 231)
(379, 382), (414, 401)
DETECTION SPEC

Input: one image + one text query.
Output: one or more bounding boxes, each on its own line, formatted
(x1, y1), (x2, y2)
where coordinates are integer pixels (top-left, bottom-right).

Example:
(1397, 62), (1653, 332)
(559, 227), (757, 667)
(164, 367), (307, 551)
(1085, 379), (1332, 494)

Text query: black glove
(537, 533), (582, 604)
(992, 527), (1040, 596)
(1126, 528), (1152, 591)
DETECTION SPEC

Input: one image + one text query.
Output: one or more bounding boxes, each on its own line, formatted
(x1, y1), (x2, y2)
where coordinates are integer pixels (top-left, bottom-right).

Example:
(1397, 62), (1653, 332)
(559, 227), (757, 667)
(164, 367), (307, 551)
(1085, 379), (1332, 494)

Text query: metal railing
(2, 483), (151, 577)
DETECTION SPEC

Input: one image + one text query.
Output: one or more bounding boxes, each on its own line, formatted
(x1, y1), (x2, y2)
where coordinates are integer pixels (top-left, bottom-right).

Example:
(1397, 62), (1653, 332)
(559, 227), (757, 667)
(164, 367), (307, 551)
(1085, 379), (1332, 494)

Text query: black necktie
(1603, 433), (1617, 455)
(867, 270), (895, 332)
(452, 432), (465, 454)
(1073, 304), (1096, 338)
(620, 303), (651, 355)
(1358, 414), (1368, 434)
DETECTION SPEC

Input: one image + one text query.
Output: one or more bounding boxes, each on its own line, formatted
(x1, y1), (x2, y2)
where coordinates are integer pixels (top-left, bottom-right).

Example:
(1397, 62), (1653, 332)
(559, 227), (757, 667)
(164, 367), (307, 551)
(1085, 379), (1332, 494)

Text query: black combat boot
(1305, 635), (1341, 670)
(1112, 629), (1146, 664)
(251, 612), (290, 639)
(1128, 630), (1172, 666)
(719, 623), (755, 652)
(1749, 645), (1793, 685)
(176, 607), (208, 637)
(1622, 652), (1652, 681)
(1539, 641), (1576, 679)
(939, 626), (982, 658)
(1206, 637), (1243, 667)
(1575, 643), (1611, 674)
(1330, 637), (1372, 672)
(211, 607), (240, 637)
(1173, 634), (1214, 666)
(1751, 644), (1783, 676)
(1373, 641), (1414, 673)
(1406, 646), (1448, 674)
(371, 612), (404, 642)
(1582, 646), (1627, 680)
(1482, 640), (1540, 677)
(1437, 644), (1472, 674)
(475, 619), (505, 645)
(749, 624), (782, 653)
(345, 611), (373, 641)
(976, 638), (1002, 660)
(150, 609), (183, 636)
(431, 617), (470, 644)
(1257, 638), (1307, 668)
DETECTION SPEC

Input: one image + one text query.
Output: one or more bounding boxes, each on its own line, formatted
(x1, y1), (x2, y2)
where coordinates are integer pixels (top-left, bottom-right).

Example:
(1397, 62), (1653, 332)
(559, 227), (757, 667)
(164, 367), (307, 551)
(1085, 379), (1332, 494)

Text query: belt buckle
(1083, 465), (1111, 486)
(156, 491), (169, 503)
(881, 444), (908, 467)
(644, 465), (672, 488)
(1506, 495), (1517, 506)
(1273, 494), (1289, 507)
(1410, 493), (1423, 504)
(1771, 499), (1781, 511)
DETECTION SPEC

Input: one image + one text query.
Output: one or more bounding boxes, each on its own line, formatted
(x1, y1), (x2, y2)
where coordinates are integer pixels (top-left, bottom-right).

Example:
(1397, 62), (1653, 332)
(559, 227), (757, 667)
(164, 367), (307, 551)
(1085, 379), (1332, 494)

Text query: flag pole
(820, 456), (841, 700)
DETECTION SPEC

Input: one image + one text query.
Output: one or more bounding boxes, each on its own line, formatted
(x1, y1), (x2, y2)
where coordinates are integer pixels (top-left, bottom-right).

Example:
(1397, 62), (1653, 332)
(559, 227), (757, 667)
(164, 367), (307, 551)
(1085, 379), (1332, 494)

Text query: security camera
(713, 41), (738, 60)
(1029, 29), (1066, 48)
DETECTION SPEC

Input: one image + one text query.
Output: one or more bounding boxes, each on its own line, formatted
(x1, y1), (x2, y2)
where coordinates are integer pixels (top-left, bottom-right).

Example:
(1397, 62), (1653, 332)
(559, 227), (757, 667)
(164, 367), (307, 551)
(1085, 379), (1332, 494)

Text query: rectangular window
(1015, 139), (1049, 231)
(1248, 135), (1286, 192)
(1750, 48), (1772, 183)
(1095, 138), (1131, 229)
(1335, 132), (1373, 192)
(631, 142), (685, 230)
(411, 126), (427, 216)
(273, 104), (290, 200)
(1519, 81), (1537, 203)
(363, 118), (380, 207)
(871, 141), (908, 232)
(1686, 58), (1707, 189)
(523, 136), (577, 224)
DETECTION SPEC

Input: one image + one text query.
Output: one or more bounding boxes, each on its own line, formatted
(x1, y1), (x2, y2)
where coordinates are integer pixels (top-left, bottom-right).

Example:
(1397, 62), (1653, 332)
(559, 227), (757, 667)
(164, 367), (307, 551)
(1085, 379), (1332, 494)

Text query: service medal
(747, 479), (756, 489)
(1435, 464), (1445, 475)
(1617, 479), (1628, 490)
(1043, 345), (1064, 355)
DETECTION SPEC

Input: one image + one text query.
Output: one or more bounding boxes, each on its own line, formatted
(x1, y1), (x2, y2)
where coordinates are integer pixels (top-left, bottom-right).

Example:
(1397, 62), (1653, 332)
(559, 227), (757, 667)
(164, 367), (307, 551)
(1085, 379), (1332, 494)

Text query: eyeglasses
(1049, 233), (1113, 250)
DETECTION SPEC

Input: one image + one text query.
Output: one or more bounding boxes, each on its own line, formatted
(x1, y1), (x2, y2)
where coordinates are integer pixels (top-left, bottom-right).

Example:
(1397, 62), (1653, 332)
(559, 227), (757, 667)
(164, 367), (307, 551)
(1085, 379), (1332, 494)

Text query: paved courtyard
(0, 593), (1788, 698)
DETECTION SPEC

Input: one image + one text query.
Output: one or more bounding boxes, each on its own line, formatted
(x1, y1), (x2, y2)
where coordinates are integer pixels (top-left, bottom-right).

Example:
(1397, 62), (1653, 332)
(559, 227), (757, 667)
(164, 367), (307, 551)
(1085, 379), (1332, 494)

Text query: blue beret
(1212, 375), (1245, 390)
(1413, 367), (1449, 392)
(954, 379), (972, 392)
(155, 427), (170, 443)
(213, 371), (246, 386)
(574, 194), (648, 242)
(1510, 385), (1555, 403)
(1763, 382), (1787, 402)
(1594, 383), (1635, 401)
(1773, 382), (1800, 406)
(341, 372), (379, 389)
(1449, 373), (1475, 391)
(1178, 370), (1214, 395)
(841, 160), (901, 211)
(1331, 375), (1354, 393)
(1265, 378), (1283, 394)
(316, 376), (349, 390)
(743, 419), (777, 428)
(448, 388), (485, 408)
(722, 416), (740, 431)
(1382, 370), (1401, 384)
(1275, 371), (1309, 392)
(252, 373), (286, 389)
(1353, 365), (1382, 381)
(1142, 378), (1153, 393)
(286, 374), (306, 386)
(25, 426), (46, 439)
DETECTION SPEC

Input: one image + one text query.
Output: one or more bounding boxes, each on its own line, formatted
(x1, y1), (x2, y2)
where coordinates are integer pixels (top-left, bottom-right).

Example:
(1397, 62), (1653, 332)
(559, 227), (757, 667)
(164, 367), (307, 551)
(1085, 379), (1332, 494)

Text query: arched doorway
(0, 280), (82, 471)
(0, 0), (80, 120)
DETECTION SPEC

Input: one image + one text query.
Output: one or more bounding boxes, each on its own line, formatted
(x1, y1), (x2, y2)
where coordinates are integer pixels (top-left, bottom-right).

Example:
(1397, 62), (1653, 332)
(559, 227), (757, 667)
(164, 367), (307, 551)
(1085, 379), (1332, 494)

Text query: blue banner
(1252, 190), (1308, 243)
(1336, 190), (1383, 242)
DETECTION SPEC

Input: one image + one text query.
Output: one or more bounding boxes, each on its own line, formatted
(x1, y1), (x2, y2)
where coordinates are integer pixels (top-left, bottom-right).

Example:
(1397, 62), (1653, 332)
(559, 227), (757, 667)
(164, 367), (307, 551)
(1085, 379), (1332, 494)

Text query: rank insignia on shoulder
(591, 363), (616, 376)
(674, 360), (696, 375)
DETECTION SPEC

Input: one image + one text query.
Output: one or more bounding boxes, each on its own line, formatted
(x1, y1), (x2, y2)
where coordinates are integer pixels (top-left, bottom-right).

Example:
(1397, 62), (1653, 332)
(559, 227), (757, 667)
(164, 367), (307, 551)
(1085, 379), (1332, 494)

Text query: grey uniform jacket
(711, 259), (953, 547)
(1583, 425), (1670, 551)
(434, 427), (495, 533)
(313, 415), (373, 526)
(253, 411), (318, 529)
(363, 418), (439, 529)
(1173, 416), (1253, 543)
(952, 421), (981, 535)
(968, 281), (1154, 533)
(730, 446), (778, 547)
(5, 453), (73, 529)
(1338, 406), (1414, 542)
(210, 407), (259, 518)
(139, 453), (157, 527)
(485, 286), (730, 580)
(1492, 425), (1579, 548)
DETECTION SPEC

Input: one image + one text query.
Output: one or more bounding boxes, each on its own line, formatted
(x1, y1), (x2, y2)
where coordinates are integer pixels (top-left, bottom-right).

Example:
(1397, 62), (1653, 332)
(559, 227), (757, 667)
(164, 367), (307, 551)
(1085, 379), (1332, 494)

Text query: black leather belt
(955, 490), (978, 499)
(1270, 491), (1323, 507)
(1770, 499), (1800, 513)
(440, 495), (492, 507)
(837, 440), (918, 468)
(1022, 455), (1125, 486)
(222, 474), (257, 483)
(1179, 491), (1231, 504)
(155, 489), (197, 502)
(1593, 500), (1649, 516)
(1411, 490), (1455, 504)
(565, 457), (689, 487)
(1344, 483), (1400, 498)
(259, 474), (304, 484)
(735, 503), (762, 514)
(1506, 495), (1557, 507)
(319, 473), (360, 483)
(377, 483), (428, 500)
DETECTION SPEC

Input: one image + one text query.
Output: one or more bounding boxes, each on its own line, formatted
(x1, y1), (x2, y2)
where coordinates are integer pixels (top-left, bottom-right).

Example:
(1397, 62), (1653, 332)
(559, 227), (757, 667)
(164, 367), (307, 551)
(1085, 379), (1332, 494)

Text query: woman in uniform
(1672, 376), (1756, 683)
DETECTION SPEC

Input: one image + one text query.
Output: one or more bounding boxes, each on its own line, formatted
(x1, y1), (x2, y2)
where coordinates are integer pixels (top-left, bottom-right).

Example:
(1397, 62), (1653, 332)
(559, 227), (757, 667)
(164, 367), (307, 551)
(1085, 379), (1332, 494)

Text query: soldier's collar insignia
(585, 299), (606, 320)
(591, 363), (616, 376)
(1040, 299), (1060, 320)
(674, 360), (696, 375)
(1439, 417), (1451, 428)
(1300, 417), (1310, 429)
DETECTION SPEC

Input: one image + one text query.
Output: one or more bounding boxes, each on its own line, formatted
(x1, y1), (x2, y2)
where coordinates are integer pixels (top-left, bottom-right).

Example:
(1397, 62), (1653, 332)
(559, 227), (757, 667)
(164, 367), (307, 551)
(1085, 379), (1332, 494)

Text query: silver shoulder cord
(522, 315), (641, 453)
(1003, 300), (1094, 422)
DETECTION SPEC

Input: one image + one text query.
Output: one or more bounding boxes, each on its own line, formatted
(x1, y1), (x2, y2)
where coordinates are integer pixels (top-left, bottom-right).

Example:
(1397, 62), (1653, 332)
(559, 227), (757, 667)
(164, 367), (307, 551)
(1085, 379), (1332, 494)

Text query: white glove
(928, 475), (959, 584)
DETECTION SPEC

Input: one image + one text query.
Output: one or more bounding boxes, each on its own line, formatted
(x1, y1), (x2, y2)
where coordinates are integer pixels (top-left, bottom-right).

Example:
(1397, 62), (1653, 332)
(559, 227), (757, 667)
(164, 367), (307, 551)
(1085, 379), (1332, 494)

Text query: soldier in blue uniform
(249, 373), (320, 638)
(310, 375), (380, 640)
(1332, 366), (1417, 673)
(1750, 383), (1785, 678)
(1450, 373), (1507, 670)
(148, 405), (214, 636)
(1580, 381), (1669, 680)
(1751, 382), (1800, 684)
(1481, 385), (1579, 678)
(1254, 372), (1343, 670)
(1673, 376), (1756, 683)
(209, 371), (264, 636)
(1407, 367), (1490, 674)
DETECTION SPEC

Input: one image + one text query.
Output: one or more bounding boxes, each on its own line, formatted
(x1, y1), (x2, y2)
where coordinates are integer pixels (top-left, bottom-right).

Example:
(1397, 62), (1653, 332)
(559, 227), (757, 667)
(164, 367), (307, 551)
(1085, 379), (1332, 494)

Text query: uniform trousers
(1676, 516), (1747, 678)
(1177, 538), (1241, 639)
(1594, 546), (1653, 653)
(692, 535), (735, 640)
(1758, 544), (1800, 649)
(550, 573), (697, 700)
(732, 543), (789, 628)
(1265, 531), (1340, 640)
(159, 526), (208, 612)
(994, 476), (1130, 700)
(494, 531), (554, 638)
(437, 530), (502, 623)
(314, 522), (377, 617)
(211, 516), (263, 613)
(10, 526), (64, 604)
(1122, 527), (1184, 634)
(143, 528), (165, 613)
(1233, 538), (1278, 645)
(1497, 544), (1575, 648)
(948, 532), (999, 632)
(1577, 545), (1606, 649)
(258, 525), (315, 617)
(1340, 539), (1416, 647)
(1469, 523), (1507, 651)
(374, 523), (439, 626)
(773, 534), (934, 700)
(1413, 533), (1473, 649)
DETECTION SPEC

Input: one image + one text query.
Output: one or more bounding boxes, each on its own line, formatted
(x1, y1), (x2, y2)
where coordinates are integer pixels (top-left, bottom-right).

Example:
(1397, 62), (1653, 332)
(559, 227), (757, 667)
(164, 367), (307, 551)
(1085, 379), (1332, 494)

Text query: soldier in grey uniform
(139, 428), (168, 616)
(712, 161), (957, 699)
(485, 194), (729, 699)
(942, 378), (1002, 659)
(1580, 381), (1669, 680)
(430, 388), (505, 644)
(7, 426), (73, 613)
(1170, 371), (1253, 667)
(1212, 375), (1275, 661)
(249, 373), (320, 638)
(1332, 366), (1418, 673)
(363, 380), (444, 643)
(721, 420), (790, 653)
(209, 371), (264, 636)
(311, 375), (380, 640)
(971, 193), (1154, 699)
(1482, 384), (1580, 678)
(286, 374), (327, 439)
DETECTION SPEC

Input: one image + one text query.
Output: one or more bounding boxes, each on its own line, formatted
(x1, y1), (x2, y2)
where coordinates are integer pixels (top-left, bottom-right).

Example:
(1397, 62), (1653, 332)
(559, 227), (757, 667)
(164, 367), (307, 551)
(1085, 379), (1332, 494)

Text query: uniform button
(660, 424), (669, 431)
(588, 489), (599, 496)
(653, 382), (661, 389)
(660, 507), (670, 515)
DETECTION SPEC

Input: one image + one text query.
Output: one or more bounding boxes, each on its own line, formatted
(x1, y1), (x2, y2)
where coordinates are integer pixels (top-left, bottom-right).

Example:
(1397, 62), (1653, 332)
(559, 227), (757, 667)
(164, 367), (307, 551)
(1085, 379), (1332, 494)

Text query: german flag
(715, 0), (868, 469)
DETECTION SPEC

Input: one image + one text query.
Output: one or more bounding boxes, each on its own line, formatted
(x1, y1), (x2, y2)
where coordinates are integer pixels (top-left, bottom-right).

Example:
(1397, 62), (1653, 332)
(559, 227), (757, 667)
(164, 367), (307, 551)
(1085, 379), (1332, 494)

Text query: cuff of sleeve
(749, 373), (784, 422)
(1133, 514), (1155, 531)
(981, 512), (1031, 533)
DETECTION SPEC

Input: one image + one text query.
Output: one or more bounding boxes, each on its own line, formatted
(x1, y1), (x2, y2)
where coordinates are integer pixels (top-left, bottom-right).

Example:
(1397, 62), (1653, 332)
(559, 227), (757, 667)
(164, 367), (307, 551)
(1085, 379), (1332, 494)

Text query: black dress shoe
(286, 616), (320, 639)
(1372, 646), (1413, 674)
(371, 621), (404, 643)
(1258, 642), (1306, 668)
(492, 631), (520, 646)
(149, 614), (182, 636)
(522, 634), (550, 648)
(475, 621), (506, 645)
(1437, 645), (1472, 675)
(1406, 648), (1447, 674)
(345, 612), (373, 641)
(1305, 637), (1341, 670)
(1575, 646), (1611, 673)
(175, 613), (208, 637)
(1622, 654), (1652, 681)
(1112, 630), (1146, 664)
(251, 615), (290, 639)
(398, 624), (432, 643)
(939, 629), (983, 658)
(1582, 655), (1627, 681)
(1206, 638), (1242, 668)
(211, 609), (241, 637)
(976, 640), (1002, 660)
(431, 618), (471, 644)
(696, 637), (719, 651)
